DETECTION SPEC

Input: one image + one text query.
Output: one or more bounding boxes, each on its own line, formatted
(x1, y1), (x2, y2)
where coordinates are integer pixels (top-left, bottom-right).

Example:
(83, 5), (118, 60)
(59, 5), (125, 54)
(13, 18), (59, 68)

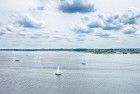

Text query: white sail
(55, 66), (61, 75)
(57, 66), (60, 73)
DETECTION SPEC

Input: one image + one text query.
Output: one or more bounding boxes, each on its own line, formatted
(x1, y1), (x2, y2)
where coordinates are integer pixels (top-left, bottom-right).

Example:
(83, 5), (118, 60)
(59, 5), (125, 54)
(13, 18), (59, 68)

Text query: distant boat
(82, 62), (86, 65)
(82, 57), (86, 65)
(55, 66), (61, 75)
(15, 59), (20, 62)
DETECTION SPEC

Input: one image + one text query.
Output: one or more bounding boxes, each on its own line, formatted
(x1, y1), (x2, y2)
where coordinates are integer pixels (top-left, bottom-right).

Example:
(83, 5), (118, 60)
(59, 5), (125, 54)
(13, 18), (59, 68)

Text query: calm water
(0, 51), (140, 94)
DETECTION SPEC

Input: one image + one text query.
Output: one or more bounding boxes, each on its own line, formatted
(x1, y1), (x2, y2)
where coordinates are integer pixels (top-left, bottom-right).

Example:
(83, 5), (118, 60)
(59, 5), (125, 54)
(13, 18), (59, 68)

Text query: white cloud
(122, 25), (137, 35)
(121, 9), (140, 25)
(6, 25), (17, 32)
(94, 30), (111, 38)
(0, 0), (140, 48)
(18, 14), (46, 29)
(71, 23), (92, 34)
(59, 0), (96, 13)
(88, 9), (140, 30)
(0, 32), (5, 36)
(72, 9), (140, 38)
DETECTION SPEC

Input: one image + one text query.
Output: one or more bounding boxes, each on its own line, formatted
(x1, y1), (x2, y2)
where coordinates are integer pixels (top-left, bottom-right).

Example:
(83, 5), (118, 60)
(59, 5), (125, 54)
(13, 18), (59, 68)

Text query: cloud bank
(72, 9), (140, 38)
(88, 9), (140, 30)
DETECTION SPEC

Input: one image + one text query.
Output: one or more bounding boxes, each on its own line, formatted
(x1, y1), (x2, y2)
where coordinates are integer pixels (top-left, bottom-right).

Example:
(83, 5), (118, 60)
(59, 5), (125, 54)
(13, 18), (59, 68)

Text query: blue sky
(0, 0), (140, 48)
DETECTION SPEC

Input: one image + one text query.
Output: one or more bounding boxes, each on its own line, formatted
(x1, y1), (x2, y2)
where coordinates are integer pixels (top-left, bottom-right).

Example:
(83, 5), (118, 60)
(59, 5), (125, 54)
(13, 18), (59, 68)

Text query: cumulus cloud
(59, 0), (96, 13)
(18, 14), (45, 29)
(71, 23), (92, 34)
(88, 20), (102, 28)
(87, 14), (123, 30)
(95, 33), (110, 38)
(72, 9), (140, 38)
(37, 6), (46, 10)
(6, 25), (17, 32)
(0, 32), (5, 36)
(121, 9), (140, 25)
(122, 25), (137, 35)
(94, 30), (111, 38)
(0, 12), (48, 40)
(88, 9), (140, 31)
(30, 5), (46, 12)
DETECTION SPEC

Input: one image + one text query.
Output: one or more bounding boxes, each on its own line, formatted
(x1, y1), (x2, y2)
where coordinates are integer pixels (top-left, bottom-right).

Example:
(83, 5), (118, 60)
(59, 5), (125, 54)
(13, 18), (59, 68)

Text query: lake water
(0, 51), (140, 94)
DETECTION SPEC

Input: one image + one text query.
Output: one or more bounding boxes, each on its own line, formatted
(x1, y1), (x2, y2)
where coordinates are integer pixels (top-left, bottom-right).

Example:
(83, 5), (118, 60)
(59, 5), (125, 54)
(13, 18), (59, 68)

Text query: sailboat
(15, 59), (20, 62)
(13, 52), (20, 62)
(82, 57), (86, 65)
(55, 66), (61, 75)
(82, 62), (86, 65)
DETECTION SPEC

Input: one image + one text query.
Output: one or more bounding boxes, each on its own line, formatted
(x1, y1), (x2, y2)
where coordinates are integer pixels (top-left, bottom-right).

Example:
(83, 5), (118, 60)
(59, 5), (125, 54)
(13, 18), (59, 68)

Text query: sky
(0, 0), (140, 48)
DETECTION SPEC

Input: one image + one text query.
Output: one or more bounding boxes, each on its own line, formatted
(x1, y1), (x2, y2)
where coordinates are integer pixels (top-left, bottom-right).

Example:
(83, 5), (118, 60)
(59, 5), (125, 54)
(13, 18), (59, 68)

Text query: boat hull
(55, 73), (61, 75)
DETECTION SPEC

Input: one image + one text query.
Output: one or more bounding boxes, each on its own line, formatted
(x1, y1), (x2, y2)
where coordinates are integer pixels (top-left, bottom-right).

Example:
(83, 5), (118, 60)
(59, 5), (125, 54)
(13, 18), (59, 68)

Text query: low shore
(0, 48), (140, 54)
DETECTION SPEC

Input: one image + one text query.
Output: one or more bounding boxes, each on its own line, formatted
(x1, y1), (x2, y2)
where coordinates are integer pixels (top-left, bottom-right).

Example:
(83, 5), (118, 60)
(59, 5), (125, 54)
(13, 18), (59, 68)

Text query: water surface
(0, 51), (140, 94)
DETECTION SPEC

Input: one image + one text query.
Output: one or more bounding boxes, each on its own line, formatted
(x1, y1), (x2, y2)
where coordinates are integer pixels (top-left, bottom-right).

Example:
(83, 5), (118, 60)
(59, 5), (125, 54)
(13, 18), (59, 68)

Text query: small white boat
(55, 66), (61, 75)
(82, 62), (86, 65)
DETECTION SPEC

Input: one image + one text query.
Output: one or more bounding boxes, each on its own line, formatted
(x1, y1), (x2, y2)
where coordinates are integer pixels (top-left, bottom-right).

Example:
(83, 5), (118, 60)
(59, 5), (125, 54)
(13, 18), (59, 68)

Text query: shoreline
(0, 48), (140, 54)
